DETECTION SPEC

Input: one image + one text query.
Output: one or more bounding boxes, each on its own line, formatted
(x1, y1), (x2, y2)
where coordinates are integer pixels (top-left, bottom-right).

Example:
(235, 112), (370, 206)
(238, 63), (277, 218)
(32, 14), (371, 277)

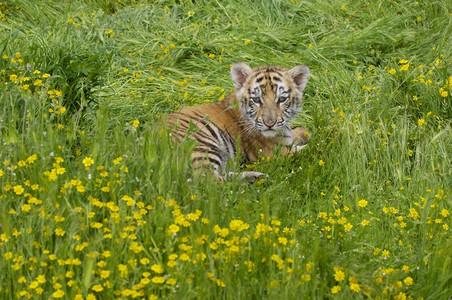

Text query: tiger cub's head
(231, 62), (309, 138)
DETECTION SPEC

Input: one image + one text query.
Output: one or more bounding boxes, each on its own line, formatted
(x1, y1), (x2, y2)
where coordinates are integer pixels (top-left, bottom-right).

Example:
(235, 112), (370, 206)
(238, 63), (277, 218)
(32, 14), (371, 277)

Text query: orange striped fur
(166, 62), (310, 180)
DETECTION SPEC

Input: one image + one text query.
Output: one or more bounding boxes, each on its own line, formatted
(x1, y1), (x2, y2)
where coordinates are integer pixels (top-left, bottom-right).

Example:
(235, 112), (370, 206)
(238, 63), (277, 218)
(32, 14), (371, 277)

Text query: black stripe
(194, 146), (223, 159)
(194, 125), (225, 147)
(191, 156), (222, 167)
(170, 115), (193, 128)
(216, 125), (234, 147)
(196, 118), (232, 152)
(172, 113), (222, 145)
(255, 76), (264, 83)
(171, 110), (235, 167)
(194, 137), (221, 152)
(193, 130), (217, 143)
(195, 118), (220, 139)
(224, 128), (237, 158)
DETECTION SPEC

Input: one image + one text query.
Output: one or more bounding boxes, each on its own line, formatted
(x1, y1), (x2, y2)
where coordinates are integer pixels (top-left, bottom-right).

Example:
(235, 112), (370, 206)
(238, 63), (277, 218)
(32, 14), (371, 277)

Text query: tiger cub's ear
(231, 62), (252, 90)
(288, 65), (310, 92)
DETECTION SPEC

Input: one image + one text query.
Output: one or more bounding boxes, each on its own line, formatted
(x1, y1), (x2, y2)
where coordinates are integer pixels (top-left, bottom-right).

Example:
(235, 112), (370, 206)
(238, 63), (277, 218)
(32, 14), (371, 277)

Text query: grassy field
(1, 0), (451, 299)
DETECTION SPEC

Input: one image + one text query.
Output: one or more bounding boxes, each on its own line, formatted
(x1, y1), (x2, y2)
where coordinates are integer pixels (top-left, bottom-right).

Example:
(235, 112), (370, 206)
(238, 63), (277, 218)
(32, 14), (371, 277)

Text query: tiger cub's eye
(278, 96), (288, 104)
(251, 97), (262, 104)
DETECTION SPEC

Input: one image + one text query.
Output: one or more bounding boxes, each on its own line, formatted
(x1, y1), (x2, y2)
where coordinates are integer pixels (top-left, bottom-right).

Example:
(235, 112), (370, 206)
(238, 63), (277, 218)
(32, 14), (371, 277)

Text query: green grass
(1, 0), (451, 299)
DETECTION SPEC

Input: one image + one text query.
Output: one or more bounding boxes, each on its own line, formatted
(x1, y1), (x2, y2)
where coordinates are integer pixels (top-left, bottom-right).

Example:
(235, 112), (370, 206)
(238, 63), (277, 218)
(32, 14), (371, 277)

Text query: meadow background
(1, 0), (451, 299)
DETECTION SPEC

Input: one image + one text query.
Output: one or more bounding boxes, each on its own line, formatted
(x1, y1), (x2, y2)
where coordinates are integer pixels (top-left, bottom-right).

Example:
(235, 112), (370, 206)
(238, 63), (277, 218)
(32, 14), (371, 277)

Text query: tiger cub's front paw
(292, 127), (311, 145)
(228, 171), (266, 182)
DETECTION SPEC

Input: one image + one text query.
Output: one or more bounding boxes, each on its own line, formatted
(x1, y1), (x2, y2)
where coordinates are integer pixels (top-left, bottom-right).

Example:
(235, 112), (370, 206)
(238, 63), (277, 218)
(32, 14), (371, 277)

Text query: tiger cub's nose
(264, 119), (276, 128)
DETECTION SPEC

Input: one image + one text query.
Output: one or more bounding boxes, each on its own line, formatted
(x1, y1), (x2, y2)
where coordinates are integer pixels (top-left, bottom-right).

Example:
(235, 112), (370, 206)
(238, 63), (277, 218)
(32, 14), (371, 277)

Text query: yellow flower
(344, 223), (353, 231)
(52, 290), (65, 298)
(229, 219), (249, 231)
(180, 253), (190, 261)
(131, 120), (140, 127)
(152, 276), (165, 284)
(121, 195), (135, 206)
(399, 63), (410, 71)
(92, 284), (104, 292)
(28, 280), (39, 289)
(26, 154), (38, 164)
(387, 68), (396, 75)
(167, 260), (177, 268)
(36, 275), (46, 284)
(358, 199), (368, 208)
(360, 219), (370, 226)
(129, 241), (144, 253)
(82, 156), (94, 168)
(140, 277), (151, 285)
(219, 228), (229, 237)
(333, 268), (345, 282)
(187, 11), (194, 17)
(418, 119), (426, 126)
(9, 74), (18, 82)
(100, 270), (110, 279)
(350, 283), (361, 293)
(118, 264), (128, 278)
(331, 285), (341, 294)
(151, 264), (163, 274)
(86, 294), (96, 300)
(21, 204), (31, 212)
(408, 208), (420, 220)
(13, 185), (24, 195)
(105, 29), (115, 38)
(0, 169), (4, 177)
(318, 160), (325, 166)
(301, 274), (311, 282)
(404, 276), (413, 286)
(278, 237), (288, 245)
(168, 224), (179, 234)
(54, 228), (66, 236)
(90, 222), (103, 229)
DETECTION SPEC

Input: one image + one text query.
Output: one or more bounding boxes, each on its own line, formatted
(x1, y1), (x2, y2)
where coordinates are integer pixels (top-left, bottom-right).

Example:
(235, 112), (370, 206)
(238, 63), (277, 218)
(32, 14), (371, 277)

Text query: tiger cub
(167, 62), (310, 181)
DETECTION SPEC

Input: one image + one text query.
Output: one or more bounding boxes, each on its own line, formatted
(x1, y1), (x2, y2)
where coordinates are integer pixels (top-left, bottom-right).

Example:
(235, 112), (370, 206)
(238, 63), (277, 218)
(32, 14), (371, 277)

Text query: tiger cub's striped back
(167, 62), (310, 181)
